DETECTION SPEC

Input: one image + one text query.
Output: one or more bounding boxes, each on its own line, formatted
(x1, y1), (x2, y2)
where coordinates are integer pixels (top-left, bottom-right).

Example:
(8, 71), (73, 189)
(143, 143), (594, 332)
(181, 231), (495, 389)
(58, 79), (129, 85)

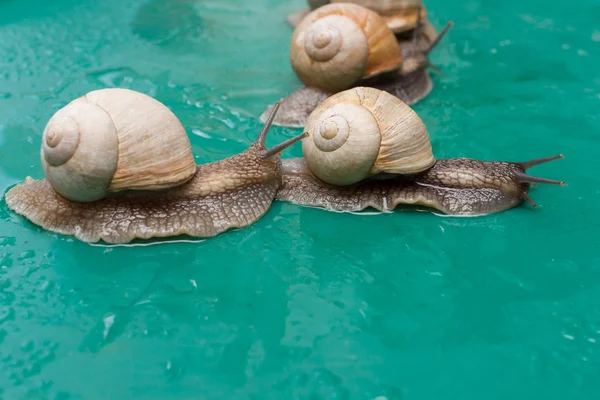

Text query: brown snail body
(262, 3), (452, 128)
(275, 87), (566, 215)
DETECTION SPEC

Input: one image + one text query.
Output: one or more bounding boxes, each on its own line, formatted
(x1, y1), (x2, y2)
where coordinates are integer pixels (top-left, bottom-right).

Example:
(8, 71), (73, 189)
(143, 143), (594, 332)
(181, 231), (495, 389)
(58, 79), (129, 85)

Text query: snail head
(253, 102), (308, 159)
(400, 7), (453, 75)
(510, 154), (566, 208)
(419, 154), (565, 211)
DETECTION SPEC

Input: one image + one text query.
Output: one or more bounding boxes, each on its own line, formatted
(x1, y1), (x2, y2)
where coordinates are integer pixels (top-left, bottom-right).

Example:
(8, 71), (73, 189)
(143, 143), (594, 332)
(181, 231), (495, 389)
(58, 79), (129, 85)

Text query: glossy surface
(0, 0), (598, 398)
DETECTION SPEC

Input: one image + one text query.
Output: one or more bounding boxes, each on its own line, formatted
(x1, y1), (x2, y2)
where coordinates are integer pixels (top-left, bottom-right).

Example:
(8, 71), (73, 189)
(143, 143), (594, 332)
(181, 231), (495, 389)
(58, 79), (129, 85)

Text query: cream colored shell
(41, 88), (196, 202)
(290, 3), (402, 92)
(302, 87), (435, 185)
(310, 1), (427, 33)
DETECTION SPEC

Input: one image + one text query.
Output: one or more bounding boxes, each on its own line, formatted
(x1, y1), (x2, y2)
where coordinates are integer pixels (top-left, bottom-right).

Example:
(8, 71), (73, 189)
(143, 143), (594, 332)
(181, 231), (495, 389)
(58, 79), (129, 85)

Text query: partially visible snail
(261, 3), (452, 128)
(289, 2), (403, 92)
(4, 89), (306, 243)
(287, 0), (427, 35)
(275, 87), (565, 215)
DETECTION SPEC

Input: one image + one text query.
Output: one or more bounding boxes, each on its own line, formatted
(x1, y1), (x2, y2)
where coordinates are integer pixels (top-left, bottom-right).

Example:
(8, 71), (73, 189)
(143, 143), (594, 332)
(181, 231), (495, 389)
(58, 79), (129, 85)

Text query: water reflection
(131, 0), (205, 48)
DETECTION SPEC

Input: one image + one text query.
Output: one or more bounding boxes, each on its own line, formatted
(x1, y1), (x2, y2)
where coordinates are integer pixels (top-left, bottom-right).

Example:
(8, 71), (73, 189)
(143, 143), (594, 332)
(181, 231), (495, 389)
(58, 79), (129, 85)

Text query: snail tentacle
(518, 154), (564, 170)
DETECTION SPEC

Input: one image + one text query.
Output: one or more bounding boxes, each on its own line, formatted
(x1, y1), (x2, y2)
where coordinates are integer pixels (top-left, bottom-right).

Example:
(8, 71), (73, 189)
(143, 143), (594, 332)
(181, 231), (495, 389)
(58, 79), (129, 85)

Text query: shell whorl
(290, 3), (402, 92)
(303, 17), (344, 62)
(41, 96), (119, 202)
(41, 88), (196, 203)
(303, 87), (436, 186)
(42, 116), (81, 166)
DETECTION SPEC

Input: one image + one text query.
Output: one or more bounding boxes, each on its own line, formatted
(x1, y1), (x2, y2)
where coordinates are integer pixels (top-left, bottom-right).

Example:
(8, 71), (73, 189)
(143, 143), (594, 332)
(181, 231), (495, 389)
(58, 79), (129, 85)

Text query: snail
(4, 88), (306, 244)
(274, 87), (565, 215)
(287, 0), (427, 35)
(261, 3), (452, 128)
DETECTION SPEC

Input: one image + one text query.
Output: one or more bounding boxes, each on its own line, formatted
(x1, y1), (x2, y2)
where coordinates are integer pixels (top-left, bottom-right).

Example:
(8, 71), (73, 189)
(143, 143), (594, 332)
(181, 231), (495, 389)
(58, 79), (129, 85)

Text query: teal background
(0, 0), (598, 398)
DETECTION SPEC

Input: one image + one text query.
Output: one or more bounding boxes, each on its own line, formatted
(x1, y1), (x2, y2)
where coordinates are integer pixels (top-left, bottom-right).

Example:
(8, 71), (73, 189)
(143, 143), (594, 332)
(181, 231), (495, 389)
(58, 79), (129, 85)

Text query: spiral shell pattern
(303, 18), (343, 62)
(303, 87), (435, 186)
(304, 100), (381, 185)
(40, 89), (196, 203)
(290, 3), (402, 92)
(42, 116), (81, 166)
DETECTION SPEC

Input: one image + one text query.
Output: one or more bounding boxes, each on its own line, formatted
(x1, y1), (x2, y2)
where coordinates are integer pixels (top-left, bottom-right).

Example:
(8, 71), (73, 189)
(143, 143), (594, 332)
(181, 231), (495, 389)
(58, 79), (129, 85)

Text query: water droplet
(0, 306), (14, 323)
(102, 313), (116, 340)
(0, 278), (11, 289)
(40, 281), (54, 293)
(20, 339), (34, 352)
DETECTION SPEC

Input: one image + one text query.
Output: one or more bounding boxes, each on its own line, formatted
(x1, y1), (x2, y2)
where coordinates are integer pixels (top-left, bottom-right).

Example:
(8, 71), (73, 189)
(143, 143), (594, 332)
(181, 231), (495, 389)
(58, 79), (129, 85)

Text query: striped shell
(302, 87), (435, 185)
(290, 3), (402, 92)
(41, 88), (196, 202)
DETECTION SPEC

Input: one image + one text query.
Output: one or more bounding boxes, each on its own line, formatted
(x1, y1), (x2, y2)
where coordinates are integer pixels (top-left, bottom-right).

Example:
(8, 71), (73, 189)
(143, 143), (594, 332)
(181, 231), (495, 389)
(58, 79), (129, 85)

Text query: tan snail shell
(302, 86), (435, 185)
(329, 0), (426, 33)
(41, 88), (196, 202)
(290, 3), (402, 92)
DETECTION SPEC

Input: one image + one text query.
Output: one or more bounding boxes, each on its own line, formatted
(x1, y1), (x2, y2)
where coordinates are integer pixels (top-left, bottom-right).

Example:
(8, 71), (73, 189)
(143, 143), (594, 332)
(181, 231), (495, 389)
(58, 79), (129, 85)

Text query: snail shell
(330, 0), (425, 33)
(41, 88), (196, 202)
(302, 86), (435, 185)
(290, 3), (402, 92)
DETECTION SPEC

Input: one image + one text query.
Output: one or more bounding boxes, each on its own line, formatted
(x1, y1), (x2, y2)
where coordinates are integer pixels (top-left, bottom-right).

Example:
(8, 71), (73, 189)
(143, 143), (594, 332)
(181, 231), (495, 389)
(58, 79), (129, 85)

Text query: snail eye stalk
(515, 154), (565, 186)
(425, 21), (454, 56)
(255, 101), (281, 147)
(264, 132), (308, 159)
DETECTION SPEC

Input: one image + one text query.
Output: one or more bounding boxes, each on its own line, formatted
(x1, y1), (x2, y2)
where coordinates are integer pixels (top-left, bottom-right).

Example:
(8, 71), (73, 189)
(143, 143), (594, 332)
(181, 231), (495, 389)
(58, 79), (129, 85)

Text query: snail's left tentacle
(517, 154), (564, 171)
(425, 21), (454, 56)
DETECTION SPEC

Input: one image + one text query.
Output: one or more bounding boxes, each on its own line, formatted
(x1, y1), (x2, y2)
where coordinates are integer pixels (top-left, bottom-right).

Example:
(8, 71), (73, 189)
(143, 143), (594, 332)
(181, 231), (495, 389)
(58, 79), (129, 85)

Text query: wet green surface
(0, 0), (599, 398)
